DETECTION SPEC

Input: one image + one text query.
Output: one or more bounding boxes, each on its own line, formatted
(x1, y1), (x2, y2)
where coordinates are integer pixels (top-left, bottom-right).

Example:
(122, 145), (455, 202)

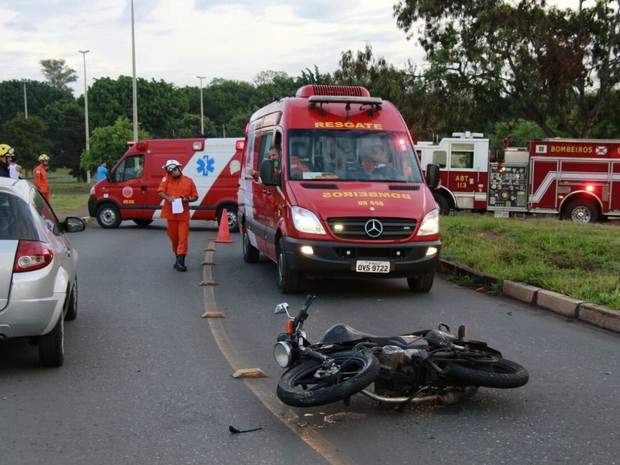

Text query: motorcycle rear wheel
(445, 357), (529, 388)
(277, 350), (380, 407)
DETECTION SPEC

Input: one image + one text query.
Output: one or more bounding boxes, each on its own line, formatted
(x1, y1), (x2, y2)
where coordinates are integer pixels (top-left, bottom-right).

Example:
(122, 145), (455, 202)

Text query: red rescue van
(238, 85), (441, 293)
(88, 138), (243, 229)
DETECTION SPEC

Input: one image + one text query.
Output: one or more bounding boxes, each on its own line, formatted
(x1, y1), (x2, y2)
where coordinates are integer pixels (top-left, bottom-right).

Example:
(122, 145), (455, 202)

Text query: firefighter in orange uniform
(34, 154), (50, 201)
(158, 160), (198, 272)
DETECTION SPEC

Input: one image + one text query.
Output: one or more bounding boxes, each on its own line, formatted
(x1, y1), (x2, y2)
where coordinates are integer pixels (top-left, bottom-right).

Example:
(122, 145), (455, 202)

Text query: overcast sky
(2, 0), (577, 96)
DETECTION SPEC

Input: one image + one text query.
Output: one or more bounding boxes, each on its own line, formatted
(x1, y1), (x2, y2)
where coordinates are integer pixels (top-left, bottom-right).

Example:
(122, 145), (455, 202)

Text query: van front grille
(326, 217), (417, 240)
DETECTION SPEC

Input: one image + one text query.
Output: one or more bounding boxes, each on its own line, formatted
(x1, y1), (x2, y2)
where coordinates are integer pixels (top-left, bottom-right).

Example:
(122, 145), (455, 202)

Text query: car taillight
(14, 241), (54, 272)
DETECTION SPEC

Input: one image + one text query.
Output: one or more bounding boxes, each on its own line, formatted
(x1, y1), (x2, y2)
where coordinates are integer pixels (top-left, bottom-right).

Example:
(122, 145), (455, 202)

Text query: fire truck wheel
(242, 226), (260, 263)
(277, 238), (301, 294)
(96, 204), (122, 229)
(434, 195), (450, 215)
(407, 271), (434, 292)
(563, 198), (599, 223)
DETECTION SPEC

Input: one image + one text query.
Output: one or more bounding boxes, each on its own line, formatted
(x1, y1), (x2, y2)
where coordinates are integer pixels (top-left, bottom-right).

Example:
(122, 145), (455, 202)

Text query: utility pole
(79, 50), (91, 183)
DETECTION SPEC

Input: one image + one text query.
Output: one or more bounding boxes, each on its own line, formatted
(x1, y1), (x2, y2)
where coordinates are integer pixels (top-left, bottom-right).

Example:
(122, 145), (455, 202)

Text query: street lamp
(23, 80), (28, 118)
(197, 75), (205, 136)
(79, 50), (91, 183)
(131, 0), (138, 143)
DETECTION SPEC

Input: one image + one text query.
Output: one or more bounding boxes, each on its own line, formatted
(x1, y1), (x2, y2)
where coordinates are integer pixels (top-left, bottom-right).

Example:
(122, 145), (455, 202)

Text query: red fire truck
(488, 138), (620, 222)
(417, 132), (490, 214)
(420, 133), (620, 223)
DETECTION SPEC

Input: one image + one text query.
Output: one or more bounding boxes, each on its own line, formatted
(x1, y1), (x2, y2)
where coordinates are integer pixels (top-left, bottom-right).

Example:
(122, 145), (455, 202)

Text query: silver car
(0, 177), (85, 367)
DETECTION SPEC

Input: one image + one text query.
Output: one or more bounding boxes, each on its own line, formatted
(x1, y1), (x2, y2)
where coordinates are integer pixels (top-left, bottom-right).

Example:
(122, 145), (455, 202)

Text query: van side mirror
(425, 163), (440, 189)
(259, 160), (281, 186)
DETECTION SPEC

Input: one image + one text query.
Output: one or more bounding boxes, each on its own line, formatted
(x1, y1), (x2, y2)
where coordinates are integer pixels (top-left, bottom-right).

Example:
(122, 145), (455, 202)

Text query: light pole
(131, 0), (138, 143)
(23, 80), (28, 118)
(197, 76), (205, 136)
(79, 50), (91, 183)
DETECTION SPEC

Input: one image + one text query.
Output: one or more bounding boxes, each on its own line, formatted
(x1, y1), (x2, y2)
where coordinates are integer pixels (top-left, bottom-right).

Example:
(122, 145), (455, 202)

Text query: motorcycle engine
(374, 346), (414, 396)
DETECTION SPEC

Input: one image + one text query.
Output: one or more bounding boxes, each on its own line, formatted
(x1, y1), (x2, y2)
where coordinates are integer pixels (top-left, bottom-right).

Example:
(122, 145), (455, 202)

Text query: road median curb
(438, 259), (619, 334)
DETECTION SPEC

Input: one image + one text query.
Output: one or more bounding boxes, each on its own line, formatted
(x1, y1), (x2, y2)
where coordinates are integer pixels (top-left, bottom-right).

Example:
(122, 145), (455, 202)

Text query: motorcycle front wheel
(444, 357), (529, 388)
(277, 350), (380, 407)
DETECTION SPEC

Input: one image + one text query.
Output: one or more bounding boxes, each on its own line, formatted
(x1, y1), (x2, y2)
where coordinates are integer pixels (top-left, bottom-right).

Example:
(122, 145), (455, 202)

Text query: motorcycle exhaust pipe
(360, 388), (441, 404)
(360, 385), (478, 405)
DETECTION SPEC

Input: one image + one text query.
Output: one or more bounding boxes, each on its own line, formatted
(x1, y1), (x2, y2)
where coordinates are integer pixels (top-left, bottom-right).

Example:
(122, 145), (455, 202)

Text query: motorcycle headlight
(274, 341), (293, 368)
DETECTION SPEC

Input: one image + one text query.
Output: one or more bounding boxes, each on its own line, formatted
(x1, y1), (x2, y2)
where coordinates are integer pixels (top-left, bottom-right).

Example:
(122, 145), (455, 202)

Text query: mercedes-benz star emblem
(364, 219), (383, 238)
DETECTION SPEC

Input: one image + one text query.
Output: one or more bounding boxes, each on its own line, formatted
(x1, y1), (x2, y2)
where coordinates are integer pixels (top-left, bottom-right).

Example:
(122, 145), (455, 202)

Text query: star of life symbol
(197, 154), (215, 176)
(595, 146), (607, 156)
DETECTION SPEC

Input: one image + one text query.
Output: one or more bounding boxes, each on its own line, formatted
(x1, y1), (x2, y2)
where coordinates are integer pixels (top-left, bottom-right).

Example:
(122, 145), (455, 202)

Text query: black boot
(173, 254), (179, 269)
(176, 254), (187, 272)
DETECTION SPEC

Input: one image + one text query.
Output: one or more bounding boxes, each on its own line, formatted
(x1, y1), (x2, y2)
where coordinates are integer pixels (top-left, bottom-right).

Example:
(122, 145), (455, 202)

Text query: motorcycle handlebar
(293, 295), (317, 330)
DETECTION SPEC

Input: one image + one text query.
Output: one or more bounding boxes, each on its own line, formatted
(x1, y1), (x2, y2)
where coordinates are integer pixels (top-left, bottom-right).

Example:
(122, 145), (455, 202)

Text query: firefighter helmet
(38, 153), (50, 162)
(164, 159), (182, 172)
(0, 144), (14, 157)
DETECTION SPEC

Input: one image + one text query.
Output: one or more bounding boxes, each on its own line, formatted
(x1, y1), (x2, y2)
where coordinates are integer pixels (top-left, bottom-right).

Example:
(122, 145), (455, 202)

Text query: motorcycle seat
(320, 324), (428, 349)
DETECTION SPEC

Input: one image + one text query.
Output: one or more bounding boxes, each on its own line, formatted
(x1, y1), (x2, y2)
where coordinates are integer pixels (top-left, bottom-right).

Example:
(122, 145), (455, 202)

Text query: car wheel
(39, 315), (64, 367)
(64, 277), (78, 321)
(96, 204), (122, 229)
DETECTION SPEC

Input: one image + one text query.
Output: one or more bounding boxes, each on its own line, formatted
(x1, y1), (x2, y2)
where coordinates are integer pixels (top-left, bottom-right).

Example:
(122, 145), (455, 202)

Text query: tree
(87, 76), (188, 138)
(42, 100), (87, 179)
(393, 0), (620, 138)
(81, 117), (150, 173)
(202, 79), (256, 137)
(40, 59), (78, 93)
(0, 79), (72, 126)
(0, 114), (51, 174)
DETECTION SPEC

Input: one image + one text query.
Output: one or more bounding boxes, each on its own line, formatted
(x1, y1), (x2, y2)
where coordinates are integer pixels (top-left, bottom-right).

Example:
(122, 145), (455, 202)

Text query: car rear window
(0, 193), (39, 240)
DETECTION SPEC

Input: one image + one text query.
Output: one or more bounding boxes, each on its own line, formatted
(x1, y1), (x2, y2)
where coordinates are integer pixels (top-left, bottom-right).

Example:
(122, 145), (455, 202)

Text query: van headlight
(291, 206), (326, 235)
(274, 341), (293, 368)
(418, 208), (439, 236)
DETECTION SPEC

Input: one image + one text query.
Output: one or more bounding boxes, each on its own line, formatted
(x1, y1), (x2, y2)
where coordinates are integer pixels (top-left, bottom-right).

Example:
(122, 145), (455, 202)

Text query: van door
(108, 154), (151, 220)
(251, 133), (274, 254)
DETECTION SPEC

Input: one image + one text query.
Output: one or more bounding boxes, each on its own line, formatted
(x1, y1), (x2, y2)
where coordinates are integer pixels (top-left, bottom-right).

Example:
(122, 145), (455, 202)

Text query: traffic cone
(215, 208), (233, 243)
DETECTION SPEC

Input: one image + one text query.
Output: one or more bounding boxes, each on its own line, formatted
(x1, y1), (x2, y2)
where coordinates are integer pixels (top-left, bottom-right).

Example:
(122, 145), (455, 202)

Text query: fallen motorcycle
(273, 295), (529, 408)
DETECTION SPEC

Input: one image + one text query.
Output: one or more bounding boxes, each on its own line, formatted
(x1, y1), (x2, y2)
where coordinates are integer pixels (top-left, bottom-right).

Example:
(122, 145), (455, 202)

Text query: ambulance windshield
(286, 130), (422, 182)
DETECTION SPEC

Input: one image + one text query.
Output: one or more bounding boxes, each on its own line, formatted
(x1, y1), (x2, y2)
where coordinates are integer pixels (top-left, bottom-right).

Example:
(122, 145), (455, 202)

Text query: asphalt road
(0, 219), (618, 465)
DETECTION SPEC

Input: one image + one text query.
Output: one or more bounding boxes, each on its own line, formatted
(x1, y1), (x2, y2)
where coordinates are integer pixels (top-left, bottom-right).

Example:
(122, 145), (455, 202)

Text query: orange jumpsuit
(34, 163), (49, 201)
(158, 174), (198, 255)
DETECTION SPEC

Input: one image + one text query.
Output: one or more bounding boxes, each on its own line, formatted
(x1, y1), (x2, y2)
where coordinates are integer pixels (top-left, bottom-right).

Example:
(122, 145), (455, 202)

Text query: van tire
(96, 204), (122, 229)
(277, 238), (301, 294)
(407, 271), (434, 292)
(218, 206), (239, 233)
(242, 226), (260, 263)
(133, 219), (153, 227)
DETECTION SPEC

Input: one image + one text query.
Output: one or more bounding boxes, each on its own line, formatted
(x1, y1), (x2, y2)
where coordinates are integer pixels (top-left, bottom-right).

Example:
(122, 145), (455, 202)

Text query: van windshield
(286, 129), (423, 182)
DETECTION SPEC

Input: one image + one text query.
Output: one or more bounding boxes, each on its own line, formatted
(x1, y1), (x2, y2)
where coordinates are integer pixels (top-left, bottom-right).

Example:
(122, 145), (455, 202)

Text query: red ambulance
(237, 85), (441, 293)
(88, 138), (243, 230)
